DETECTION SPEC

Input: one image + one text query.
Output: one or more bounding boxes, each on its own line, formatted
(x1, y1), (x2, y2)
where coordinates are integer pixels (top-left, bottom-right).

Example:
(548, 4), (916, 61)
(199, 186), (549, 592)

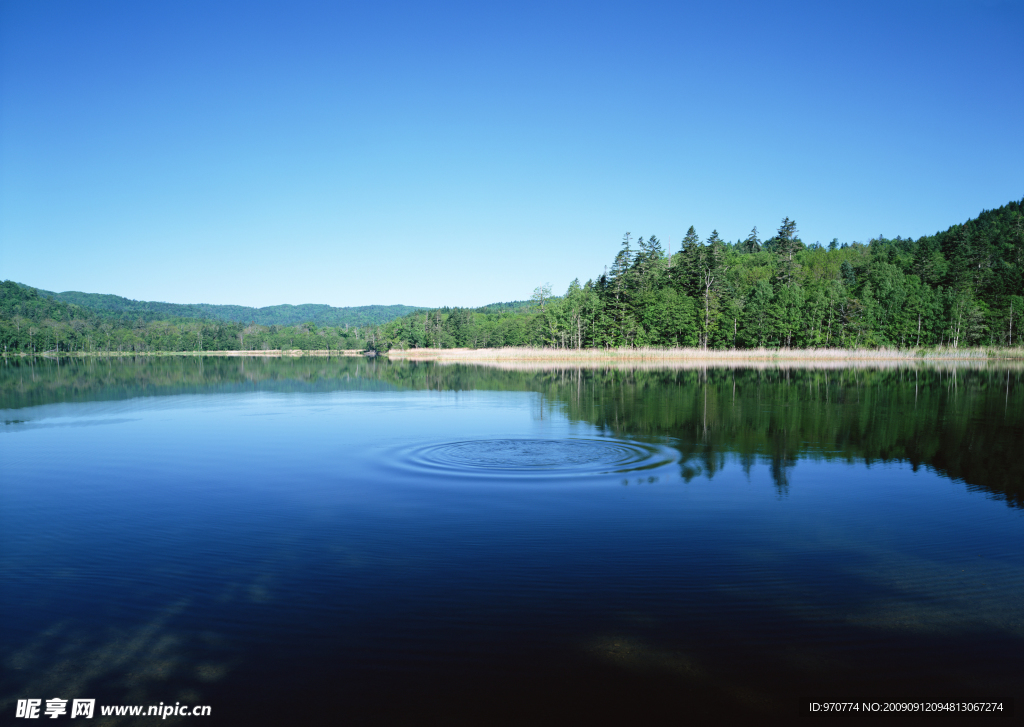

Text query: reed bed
(9, 346), (1023, 365)
(386, 345), (1024, 363)
(426, 358), (1024, 373)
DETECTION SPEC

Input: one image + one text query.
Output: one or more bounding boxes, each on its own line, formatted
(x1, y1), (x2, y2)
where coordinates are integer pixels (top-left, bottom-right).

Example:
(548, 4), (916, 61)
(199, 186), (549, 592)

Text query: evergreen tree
(742, 280), (776, 347)
(744, 227), (761, 254)
(771, 217), (802, 286)
(697, 230), (727, 349)
(840, 260), (857, 289)
(608, 233), (636, 345)
(672, 226), (701, 298)
(634, 235), (665, 295)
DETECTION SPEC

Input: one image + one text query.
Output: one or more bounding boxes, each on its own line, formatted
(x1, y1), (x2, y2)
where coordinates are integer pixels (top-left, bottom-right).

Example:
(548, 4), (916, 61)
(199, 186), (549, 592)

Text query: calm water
(2, 357), (1022, 723)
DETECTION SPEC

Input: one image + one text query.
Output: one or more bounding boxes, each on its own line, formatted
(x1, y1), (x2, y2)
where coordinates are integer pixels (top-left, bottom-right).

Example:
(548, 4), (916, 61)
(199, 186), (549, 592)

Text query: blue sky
(2, 0), (1022, 308)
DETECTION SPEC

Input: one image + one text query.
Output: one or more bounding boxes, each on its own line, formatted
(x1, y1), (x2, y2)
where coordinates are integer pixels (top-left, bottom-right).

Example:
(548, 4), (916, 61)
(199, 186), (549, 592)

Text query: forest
(377, 199), (1023, 351)
(0, 282), (379, 354)
(2, 198), (1021, 354)
(31, 287), (422, 327)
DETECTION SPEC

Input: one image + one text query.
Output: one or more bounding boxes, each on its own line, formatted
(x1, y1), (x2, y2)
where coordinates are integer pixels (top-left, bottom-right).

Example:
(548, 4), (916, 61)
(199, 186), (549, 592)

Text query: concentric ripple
(395, 438), (676, 478)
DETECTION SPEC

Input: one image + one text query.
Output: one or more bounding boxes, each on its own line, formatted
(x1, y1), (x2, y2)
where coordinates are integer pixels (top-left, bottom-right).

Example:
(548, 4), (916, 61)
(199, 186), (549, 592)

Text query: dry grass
(386, 345), (1024, 363)
(430, 359), (1024, 372)
(9, 347), (1023, 370)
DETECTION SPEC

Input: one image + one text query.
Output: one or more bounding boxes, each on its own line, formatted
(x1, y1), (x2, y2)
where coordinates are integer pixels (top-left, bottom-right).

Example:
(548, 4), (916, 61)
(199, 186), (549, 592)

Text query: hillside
(376, 198), (1024, 350)
(0, 281), (543, 354)
(3, 197), (1021, 354)
(30, 288), (423, 328)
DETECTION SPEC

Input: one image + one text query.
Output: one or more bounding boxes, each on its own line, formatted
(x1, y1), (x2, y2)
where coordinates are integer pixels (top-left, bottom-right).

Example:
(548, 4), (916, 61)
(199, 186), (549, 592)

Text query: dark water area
(1, 356), (1022, 724)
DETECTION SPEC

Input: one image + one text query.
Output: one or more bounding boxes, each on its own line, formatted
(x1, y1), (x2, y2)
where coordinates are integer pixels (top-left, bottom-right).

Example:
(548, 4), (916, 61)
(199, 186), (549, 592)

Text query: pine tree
(608, 233), (635, 344)
(772, 217), (801, 286)
(672, 226), (701, 297)
(697, 230), (727, 348)
(634, 235), (665, 295)
(840, 260), (857, 289)
(744, 227), (761, 253)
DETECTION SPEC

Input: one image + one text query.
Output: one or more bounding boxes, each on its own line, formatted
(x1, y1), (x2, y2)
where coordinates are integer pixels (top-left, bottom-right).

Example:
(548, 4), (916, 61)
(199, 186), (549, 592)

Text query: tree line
(33, 287), (422, 327)
(0, 281), (387, 354)
(376, 199), (1022, 351)
(3, 198), (1021, 354)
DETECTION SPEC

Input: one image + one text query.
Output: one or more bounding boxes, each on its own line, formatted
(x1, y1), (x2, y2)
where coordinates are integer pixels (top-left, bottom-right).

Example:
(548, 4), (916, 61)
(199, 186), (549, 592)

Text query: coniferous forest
(2, 199), (1022, 354)
(377, 199), (1023, 351)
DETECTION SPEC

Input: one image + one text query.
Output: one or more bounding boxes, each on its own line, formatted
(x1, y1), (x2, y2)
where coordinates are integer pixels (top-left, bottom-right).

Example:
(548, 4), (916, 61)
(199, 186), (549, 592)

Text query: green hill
(30, 288), (423, 327)
(375, 198), (1024, 350)
(4, 196), (1021, 354)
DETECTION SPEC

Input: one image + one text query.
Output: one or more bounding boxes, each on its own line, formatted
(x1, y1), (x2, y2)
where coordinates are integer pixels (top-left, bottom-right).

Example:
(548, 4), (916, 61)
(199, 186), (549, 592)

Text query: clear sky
(1, 0), (1021, 308)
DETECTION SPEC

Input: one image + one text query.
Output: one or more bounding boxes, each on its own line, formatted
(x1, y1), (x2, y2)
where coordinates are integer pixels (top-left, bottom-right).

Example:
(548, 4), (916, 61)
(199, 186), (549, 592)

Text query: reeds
(386, 345), (1024, 363)
(9, 346), (1022, 364)
(427, 358), (1024, 372)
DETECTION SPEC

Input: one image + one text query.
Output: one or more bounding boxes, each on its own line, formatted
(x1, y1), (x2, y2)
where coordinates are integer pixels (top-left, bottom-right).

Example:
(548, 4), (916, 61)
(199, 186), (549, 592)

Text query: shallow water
(1, 357), (1022, 723)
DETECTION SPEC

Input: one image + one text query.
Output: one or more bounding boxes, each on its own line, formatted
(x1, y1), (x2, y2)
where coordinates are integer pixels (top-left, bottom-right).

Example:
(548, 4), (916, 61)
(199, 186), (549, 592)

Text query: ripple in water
(397, 438), (676, 478)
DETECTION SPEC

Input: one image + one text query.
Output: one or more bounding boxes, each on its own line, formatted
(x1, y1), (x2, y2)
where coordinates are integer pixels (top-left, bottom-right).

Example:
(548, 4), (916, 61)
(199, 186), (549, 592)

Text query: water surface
(2, 357), (1021, 723)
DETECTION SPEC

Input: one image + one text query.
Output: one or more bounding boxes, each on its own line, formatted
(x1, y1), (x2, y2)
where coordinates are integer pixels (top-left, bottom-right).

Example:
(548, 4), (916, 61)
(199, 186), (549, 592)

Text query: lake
(2, 356), (1021, 723)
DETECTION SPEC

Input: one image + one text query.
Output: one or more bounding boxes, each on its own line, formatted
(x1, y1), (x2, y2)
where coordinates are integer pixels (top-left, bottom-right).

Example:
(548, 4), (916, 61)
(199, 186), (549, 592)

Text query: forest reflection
(3, 355), (1021, 509)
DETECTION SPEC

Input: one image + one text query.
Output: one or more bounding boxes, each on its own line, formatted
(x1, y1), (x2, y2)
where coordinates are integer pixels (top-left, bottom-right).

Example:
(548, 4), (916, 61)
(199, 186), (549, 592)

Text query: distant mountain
(30, 287), (424, 327)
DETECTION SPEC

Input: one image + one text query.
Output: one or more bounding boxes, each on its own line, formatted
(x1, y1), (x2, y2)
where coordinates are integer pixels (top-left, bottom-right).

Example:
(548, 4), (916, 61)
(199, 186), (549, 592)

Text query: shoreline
(384, 345), (1024, 362)
(5, 345), (1023, 362)
(2, 349), (369, 358)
